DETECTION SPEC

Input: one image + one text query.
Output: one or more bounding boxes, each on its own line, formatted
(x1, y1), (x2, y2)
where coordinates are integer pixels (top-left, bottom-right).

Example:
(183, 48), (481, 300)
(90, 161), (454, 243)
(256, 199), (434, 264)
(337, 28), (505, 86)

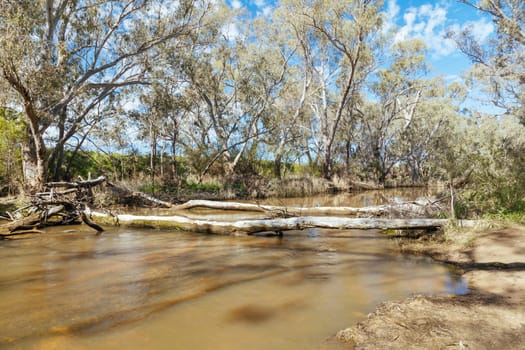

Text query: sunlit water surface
(0, 189), (466, 349)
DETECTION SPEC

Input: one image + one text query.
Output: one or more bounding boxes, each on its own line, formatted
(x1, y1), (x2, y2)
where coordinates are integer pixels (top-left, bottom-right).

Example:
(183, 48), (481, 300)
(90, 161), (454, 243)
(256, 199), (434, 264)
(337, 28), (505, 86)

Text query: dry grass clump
(262, 176), (333, 198)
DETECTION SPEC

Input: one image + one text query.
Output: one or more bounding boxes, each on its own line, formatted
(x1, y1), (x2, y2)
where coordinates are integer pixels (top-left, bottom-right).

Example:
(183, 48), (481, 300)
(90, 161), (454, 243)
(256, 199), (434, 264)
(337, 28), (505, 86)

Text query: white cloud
(382, 0), (400, 33)
(466, 18), (494, 43)
(262, 6), (272, 17)
(254, 0), (266, 8)
(121, 95), (143, 113)
(445, 74), (462, 83)
(387, 1), (494, 58)
(418, 4), (433, 17)
(386, 0), (400, 19)
(403, 10), (416, 27)
(221, 22), (240, 40)
(231, 0), (242, 9)
(394, 4), (453, 56)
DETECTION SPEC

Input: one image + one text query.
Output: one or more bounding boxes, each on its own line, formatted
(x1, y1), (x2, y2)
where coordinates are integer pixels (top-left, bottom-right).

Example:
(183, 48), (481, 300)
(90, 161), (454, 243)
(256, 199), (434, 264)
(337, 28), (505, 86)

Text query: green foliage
(452, 1), (524, 122)
(483, 211), (525, 224)
(182, 181), (222, 193)
(138, 184), (163, 194)
(0, 0), (522, 214)
(450, 116), (525, 218)
(0, 108), (24, 194)
(64, 150), (149, 182)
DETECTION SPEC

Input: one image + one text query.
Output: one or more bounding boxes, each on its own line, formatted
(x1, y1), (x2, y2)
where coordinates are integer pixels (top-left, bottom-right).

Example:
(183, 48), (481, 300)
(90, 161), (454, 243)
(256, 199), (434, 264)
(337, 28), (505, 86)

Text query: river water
(0, 189), (467, 349)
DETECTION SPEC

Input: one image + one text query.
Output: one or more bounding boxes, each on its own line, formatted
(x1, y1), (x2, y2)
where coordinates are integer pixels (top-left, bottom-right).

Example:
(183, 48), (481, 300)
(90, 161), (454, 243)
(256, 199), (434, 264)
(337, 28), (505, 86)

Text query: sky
(223, 0), (500, 115)
(231, 0), (494, 84)
(383, 0), (493, 81)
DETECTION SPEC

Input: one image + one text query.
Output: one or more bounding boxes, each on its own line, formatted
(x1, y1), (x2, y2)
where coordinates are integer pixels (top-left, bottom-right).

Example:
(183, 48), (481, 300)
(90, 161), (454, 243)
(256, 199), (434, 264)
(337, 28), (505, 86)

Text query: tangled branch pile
(0, 176), (106, 237)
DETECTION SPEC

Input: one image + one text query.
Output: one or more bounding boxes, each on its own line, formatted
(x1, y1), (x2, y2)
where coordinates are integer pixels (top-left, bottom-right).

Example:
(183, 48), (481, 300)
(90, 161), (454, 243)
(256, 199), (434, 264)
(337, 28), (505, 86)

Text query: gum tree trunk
(22, 126), (47, 194)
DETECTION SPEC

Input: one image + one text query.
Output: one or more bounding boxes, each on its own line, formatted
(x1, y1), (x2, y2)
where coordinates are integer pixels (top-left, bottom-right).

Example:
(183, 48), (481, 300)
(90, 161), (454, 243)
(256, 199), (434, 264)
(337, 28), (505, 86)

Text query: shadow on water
(1, 189), (466, 349)
(227, 299), (306, 324)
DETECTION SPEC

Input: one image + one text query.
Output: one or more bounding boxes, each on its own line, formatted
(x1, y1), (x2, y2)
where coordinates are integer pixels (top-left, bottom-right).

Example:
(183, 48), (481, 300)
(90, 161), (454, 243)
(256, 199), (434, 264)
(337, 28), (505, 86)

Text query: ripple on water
(0, 200), (466, 350)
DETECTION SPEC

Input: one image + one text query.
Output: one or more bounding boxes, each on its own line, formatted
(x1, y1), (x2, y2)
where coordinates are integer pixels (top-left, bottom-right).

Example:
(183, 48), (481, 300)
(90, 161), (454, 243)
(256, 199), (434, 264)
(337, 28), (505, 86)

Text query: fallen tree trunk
(43, 176), (107, 189)
(0, 212), (41, 236)
(172, 199), (442, 218)
(105, 182), (174, 208)
(87, 209), (450, 235)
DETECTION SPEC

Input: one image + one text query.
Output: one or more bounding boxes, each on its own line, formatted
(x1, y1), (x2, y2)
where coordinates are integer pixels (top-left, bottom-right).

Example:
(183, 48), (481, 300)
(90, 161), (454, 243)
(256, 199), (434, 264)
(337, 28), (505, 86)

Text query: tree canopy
(0, 0), (524, 216)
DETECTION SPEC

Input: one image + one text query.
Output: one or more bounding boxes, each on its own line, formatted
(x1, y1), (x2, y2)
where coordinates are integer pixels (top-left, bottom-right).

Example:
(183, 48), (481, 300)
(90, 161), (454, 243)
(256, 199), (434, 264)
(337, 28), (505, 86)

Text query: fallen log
(0, 212), (41, 236)
(172, 199), (442, 218)
(1, 229), (44, 237)
(105, 182), (174, 208)
(43, 176), (107, 189)
(87, 209), (450, 235)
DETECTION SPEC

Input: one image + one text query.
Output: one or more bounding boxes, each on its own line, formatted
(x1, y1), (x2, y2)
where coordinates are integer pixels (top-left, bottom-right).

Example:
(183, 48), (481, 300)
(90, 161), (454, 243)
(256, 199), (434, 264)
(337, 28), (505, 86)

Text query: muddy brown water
(0, 189), (467, 349)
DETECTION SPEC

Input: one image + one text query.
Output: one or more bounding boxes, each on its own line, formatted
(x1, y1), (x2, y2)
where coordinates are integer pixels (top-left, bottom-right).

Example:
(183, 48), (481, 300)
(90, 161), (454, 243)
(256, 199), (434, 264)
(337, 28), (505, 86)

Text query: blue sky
(383, 0), (493, 80)
(224, 0), (499, 114)
(230, 0), (494, 83)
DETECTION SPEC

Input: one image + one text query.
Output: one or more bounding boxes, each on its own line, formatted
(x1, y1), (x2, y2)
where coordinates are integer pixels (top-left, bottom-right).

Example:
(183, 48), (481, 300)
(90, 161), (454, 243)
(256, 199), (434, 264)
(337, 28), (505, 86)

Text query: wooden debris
(88, 209), (451, 235)
(172, 199), (443, 218)
(1, 177), (107, 237)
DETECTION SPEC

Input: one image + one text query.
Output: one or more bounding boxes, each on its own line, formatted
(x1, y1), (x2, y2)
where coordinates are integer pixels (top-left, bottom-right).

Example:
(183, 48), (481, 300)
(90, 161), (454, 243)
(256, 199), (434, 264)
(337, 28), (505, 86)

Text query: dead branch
(105, 182), (173, 208)
(44, 176), (107, 189)
(172, 199), (443, 218)
(1, 176), (107, 236)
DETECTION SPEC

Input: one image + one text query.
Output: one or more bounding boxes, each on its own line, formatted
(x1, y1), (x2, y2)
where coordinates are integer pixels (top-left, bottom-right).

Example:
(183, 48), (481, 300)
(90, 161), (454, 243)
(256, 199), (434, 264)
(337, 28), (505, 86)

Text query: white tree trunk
(87, 209), (449, 235)
(172, 199), (441, 218)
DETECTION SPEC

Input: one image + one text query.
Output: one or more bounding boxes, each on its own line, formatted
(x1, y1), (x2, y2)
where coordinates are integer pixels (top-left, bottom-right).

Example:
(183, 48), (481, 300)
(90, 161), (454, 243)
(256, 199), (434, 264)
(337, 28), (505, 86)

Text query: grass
(182, 180), (223, 193)
(0, 202), (17, 214)
(262, 176), (333, 198)
(482, 211), (525, 225)
(0, 196), (25, 216)
(384, 219), (503, 261)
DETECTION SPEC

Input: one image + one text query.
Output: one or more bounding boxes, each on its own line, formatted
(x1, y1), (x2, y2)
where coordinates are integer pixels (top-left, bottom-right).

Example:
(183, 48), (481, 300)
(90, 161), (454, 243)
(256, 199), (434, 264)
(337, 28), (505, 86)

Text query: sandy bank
(322, 225), (525, 350)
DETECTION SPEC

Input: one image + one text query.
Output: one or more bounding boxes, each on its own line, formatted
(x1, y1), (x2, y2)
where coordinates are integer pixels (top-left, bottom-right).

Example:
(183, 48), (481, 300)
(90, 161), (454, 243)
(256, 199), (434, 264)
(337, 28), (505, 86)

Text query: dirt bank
(322, 225), (525, 350)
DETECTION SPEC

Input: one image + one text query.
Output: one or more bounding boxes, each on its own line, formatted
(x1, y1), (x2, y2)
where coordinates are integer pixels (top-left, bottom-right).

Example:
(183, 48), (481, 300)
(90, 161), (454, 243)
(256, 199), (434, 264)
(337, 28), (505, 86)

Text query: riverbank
(323, 224), (525, 350)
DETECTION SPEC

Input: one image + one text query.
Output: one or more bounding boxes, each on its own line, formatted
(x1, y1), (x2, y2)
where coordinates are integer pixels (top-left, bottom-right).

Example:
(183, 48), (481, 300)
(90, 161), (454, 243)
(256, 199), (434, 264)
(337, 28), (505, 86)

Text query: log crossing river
(0, 189), (468, 349)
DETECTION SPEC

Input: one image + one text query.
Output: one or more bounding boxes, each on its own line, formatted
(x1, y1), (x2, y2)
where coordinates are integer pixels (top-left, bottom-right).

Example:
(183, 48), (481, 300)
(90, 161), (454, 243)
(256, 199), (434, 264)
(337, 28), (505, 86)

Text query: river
(0, 189), (467, 349)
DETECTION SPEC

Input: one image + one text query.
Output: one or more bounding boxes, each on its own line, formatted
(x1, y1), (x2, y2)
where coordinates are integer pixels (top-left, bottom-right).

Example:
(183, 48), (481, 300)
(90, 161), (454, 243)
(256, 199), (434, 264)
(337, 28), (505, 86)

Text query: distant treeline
(1, 1), (524, 218)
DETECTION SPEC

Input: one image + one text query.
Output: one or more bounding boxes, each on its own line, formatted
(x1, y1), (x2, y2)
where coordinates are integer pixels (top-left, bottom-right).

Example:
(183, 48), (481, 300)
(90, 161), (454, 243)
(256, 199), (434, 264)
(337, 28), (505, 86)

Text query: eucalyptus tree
(130, 80), (189, 185)
(363, 39), (428, 183)
(0, 0), (208, 192)
(402, 80), (465, 183)
(447, 0), (525, 214)
(469, 115), (525, 212)
(178, 9), (291, 178)
(179, 35), (245, 176)
(454, 0), (524, 121)
(267, 4), (314, 178)
(282, 0), (384, 179)
(269, 72), (312, 178)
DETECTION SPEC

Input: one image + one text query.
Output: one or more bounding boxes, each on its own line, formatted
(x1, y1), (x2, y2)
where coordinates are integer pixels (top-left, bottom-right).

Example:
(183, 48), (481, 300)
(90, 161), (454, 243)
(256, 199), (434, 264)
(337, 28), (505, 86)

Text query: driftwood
(84, 197), (447, 235)
(87, 209), (451, 235)
(2, 179), (449, 238)
(172, 199), (442, 218)
(105, 182), (174, 208)
(43, 175), (107, 189)
(1, 177), (107, 237)
(0, 212), (41, 236)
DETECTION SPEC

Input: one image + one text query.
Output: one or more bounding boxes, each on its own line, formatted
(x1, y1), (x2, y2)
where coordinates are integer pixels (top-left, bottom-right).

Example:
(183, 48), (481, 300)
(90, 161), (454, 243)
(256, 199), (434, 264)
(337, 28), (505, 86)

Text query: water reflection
(249, 187), (440, 208)
(1, 189), (462, 350)
(446, 270), (470, 295)
(130, 187), (440, 217)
